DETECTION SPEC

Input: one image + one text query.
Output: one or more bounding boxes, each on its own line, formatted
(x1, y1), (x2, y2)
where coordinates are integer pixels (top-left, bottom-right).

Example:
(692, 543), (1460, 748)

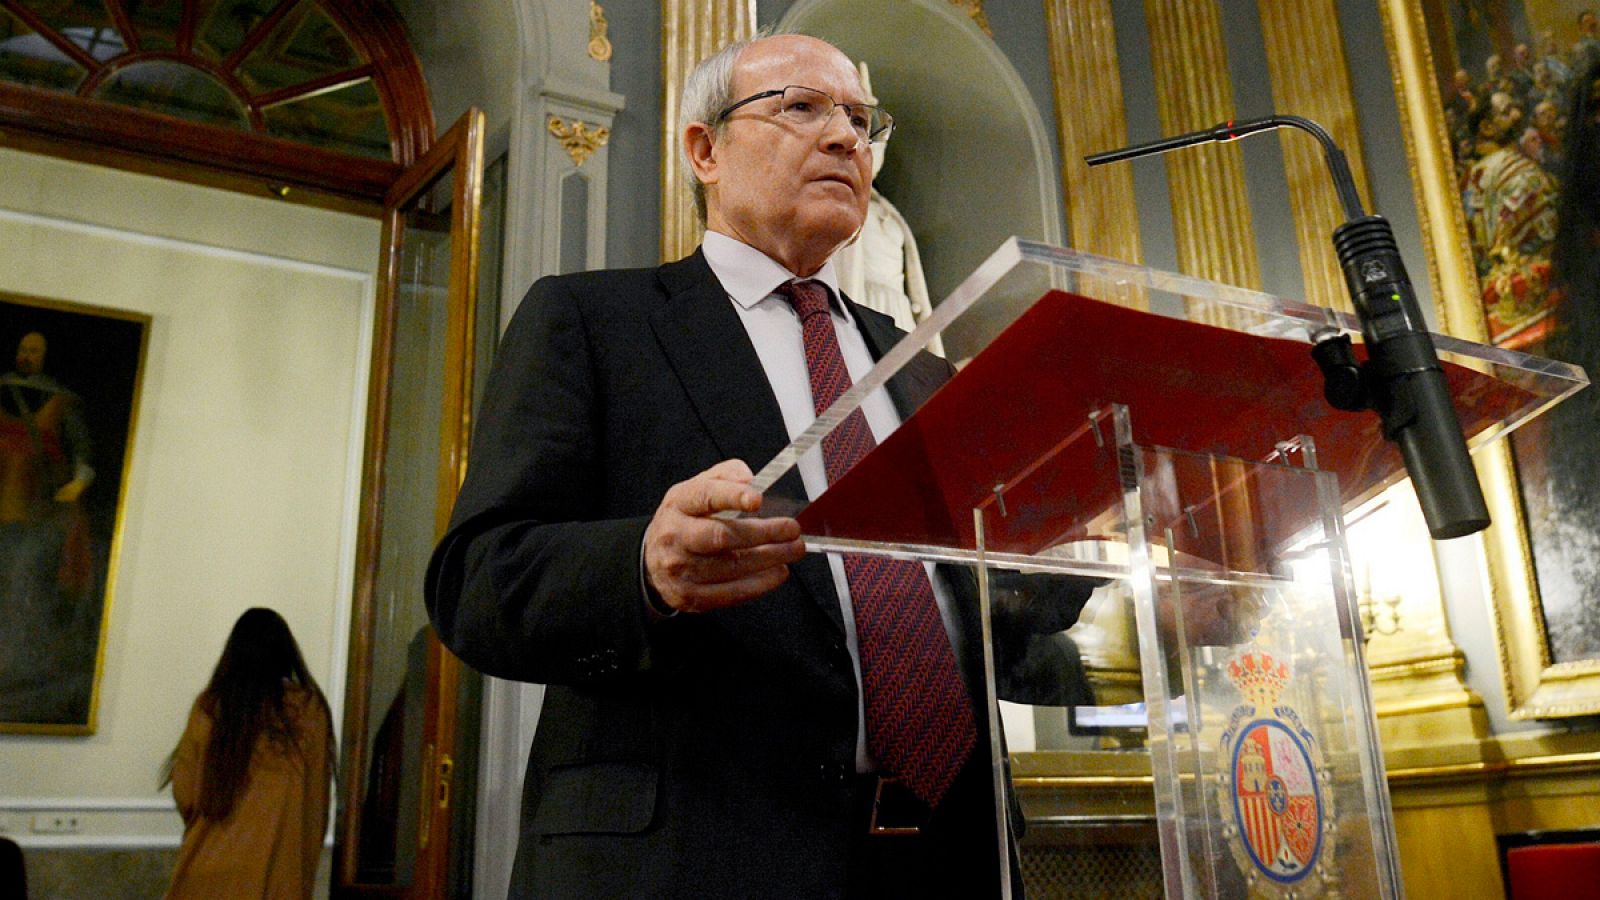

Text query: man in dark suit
(427, 32), (1086, 898)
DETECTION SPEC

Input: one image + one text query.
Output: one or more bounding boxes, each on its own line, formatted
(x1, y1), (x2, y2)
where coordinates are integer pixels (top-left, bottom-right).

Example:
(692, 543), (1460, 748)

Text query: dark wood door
(335, 108), (486, 899)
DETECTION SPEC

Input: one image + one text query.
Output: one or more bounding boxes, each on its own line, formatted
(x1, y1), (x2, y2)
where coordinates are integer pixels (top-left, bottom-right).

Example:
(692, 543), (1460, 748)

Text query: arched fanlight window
(0, 0), (429, 163)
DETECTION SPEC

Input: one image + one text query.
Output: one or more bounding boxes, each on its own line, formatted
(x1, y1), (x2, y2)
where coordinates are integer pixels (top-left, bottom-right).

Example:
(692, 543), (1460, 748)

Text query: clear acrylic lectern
(749, 239), (1589, 899)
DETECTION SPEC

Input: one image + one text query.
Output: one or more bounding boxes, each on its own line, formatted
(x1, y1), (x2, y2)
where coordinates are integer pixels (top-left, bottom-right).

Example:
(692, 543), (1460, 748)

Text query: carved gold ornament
(548, 116), (611, 167)
(589, 2), (614, 62)
(950, 0), (992, 36)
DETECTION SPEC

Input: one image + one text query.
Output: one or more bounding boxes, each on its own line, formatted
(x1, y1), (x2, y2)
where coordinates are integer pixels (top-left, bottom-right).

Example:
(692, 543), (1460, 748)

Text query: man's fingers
(674, 565), (794, 613)
(671, 472), (762, 518)
(677, 539), (806, 584)
(704, 458), (754, 482)
(670, 512), (801, 555)
(644, 460), (802, 613)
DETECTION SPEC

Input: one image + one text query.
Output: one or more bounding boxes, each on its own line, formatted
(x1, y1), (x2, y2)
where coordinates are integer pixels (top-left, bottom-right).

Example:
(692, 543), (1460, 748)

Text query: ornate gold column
(1256, 0), (1373, 313)
(1044, 0), (1144, 307)
(660, 0), (757, 263)
(1144, 0), (1262, 315)
(1038, 0), (1146, 672)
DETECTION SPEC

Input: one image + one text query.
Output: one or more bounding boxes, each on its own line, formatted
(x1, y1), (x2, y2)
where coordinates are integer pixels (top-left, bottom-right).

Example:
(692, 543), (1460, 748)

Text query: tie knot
(776, 279), (833, 321)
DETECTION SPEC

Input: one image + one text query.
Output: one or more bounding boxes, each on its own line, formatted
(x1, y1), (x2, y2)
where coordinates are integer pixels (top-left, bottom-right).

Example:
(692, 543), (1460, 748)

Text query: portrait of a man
(0, 295), (148, 732)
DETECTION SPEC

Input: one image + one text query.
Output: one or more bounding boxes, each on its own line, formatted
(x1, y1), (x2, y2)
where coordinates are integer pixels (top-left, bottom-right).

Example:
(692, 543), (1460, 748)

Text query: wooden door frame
(0, 82), (400, 213)
(336, 108), (485, 899)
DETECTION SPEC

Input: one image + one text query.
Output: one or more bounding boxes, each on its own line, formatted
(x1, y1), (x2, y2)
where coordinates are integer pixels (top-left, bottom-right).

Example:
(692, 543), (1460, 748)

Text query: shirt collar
(702, 229), (846, 315)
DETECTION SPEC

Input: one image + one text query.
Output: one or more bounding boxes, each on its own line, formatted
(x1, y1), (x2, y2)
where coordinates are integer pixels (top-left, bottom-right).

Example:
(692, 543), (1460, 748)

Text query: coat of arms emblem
(1218, 650), (1335, 896)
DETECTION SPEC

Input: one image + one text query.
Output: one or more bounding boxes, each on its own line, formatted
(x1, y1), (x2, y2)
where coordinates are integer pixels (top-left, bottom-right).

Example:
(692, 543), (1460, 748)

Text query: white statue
(835, 62), (942, 357)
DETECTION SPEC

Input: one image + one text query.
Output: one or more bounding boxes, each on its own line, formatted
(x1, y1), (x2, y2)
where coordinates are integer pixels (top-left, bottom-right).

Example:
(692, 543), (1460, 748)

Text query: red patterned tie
(776, 279), (976, 809)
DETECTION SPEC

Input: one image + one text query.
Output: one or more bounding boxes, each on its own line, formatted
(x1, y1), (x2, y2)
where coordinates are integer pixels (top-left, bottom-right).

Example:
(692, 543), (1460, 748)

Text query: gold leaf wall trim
(1043, 0), (1144, 309)
(1387, 750), (1600, 783)
(589, 2), (614, 62)
(1014, 775), (1157, 789)
(948, 0), (992, 36)
(1256, 0), (1372, 313)
(660, 0), (757, 262)
(548, 116), (610, 167)
(1144, 0), (1261, 328)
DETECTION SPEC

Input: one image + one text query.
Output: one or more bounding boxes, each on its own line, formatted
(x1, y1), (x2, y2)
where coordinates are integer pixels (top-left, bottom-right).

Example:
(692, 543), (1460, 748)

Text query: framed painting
(1382, 0), (1600, 717)
(0, 292), (149, 734)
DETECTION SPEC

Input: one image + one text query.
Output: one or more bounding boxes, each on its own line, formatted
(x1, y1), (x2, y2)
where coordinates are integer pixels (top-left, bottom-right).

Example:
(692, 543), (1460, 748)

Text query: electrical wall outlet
(30, 814), (81, 834)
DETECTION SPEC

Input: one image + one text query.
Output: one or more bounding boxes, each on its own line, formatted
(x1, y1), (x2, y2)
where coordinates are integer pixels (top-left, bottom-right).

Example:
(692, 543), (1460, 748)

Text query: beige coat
(166, 688), (331, 900)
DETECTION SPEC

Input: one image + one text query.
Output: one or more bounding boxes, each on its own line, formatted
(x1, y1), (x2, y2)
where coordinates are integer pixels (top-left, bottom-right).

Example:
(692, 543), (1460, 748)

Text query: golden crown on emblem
(1226, 651), (1291, 708)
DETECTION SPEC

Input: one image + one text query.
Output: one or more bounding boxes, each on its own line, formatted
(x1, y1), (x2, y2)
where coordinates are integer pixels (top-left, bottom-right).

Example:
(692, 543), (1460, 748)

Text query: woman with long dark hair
(162, 608), (334, 899)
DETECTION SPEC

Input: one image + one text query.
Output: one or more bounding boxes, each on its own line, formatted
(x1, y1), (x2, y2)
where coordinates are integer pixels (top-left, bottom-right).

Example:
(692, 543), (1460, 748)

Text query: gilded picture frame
(0, 292), (149, 734)
(1381, 0), (1600, 718)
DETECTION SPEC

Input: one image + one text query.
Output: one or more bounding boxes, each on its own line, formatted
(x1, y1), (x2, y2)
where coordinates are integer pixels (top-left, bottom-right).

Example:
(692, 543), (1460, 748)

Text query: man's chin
(805, 210), (866, 249)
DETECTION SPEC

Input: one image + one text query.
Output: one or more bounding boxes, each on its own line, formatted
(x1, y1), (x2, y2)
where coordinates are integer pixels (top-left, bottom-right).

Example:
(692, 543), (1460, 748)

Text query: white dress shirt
(701, 229), (963, 772)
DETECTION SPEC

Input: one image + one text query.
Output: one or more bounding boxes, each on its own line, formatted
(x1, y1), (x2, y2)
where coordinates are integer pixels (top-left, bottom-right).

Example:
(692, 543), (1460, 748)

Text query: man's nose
(818, 106), (862, 153)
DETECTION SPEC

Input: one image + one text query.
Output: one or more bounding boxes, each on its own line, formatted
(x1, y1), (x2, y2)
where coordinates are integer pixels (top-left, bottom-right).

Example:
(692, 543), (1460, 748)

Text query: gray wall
(390, 0), (519, 140)
(603, 0), (663, 269)
(983, 0), (1067, 243)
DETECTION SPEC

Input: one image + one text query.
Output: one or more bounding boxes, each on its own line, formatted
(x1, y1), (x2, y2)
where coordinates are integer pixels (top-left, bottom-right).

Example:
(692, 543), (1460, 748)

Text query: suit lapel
(648, 251), (844, 634)
(844, 294), (952, 419)
(649, 251), (790, 479)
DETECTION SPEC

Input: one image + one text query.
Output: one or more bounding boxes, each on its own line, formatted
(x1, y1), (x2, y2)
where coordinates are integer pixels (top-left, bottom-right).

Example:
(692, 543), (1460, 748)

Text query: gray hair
(680, 27), (830, 224)
(678, 36), (757, 224)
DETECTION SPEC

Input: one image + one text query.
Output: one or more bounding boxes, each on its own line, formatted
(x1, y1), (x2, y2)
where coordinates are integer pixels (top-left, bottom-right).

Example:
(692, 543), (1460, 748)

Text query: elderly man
(427, 32), (1073, 899)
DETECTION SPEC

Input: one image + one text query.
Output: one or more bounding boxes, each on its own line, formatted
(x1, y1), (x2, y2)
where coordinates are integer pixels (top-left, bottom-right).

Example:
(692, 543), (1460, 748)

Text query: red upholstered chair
(1506, 842), (1600, 899)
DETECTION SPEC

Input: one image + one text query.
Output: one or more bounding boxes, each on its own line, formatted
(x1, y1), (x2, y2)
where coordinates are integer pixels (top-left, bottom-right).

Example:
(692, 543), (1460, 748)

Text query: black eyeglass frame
(711, 84), (895, 142)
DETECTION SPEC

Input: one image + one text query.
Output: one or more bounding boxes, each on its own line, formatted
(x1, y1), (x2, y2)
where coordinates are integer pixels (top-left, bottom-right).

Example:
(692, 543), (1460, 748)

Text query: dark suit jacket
(426, 250), (1033, 898)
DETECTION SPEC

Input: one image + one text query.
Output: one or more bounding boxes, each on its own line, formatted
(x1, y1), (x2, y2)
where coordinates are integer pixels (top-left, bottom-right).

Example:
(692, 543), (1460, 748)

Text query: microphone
(1086, 115), (1490, 540)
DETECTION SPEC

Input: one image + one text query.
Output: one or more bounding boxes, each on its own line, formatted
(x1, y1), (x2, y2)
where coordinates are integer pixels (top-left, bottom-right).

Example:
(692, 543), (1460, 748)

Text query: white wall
(0, 149), (379, 847)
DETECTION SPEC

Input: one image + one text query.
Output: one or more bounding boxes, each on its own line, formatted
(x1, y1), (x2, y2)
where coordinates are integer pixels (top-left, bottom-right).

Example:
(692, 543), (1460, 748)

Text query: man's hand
(643, 460), (806, 614)
(54, 478), (89, 503)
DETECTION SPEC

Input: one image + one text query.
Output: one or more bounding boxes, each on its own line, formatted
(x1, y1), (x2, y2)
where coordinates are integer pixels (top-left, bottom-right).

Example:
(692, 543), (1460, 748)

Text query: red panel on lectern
(796, 290), (1534, 557)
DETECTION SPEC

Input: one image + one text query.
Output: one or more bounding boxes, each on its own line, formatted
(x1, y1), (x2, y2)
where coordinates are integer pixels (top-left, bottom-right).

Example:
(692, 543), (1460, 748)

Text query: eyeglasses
(713, 84), (894, 143)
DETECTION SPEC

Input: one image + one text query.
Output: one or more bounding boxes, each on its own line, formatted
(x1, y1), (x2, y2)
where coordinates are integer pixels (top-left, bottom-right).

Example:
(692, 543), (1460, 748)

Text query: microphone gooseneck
(1086, 116), (1490, 539)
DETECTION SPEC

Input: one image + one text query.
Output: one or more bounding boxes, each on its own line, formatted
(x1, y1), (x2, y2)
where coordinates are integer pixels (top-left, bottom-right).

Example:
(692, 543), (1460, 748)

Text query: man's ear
(683, 122), (719, 186)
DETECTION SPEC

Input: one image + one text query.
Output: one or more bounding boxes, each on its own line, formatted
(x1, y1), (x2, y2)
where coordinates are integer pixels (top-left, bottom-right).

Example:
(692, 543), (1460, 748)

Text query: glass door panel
(337, 108), (485, 899)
